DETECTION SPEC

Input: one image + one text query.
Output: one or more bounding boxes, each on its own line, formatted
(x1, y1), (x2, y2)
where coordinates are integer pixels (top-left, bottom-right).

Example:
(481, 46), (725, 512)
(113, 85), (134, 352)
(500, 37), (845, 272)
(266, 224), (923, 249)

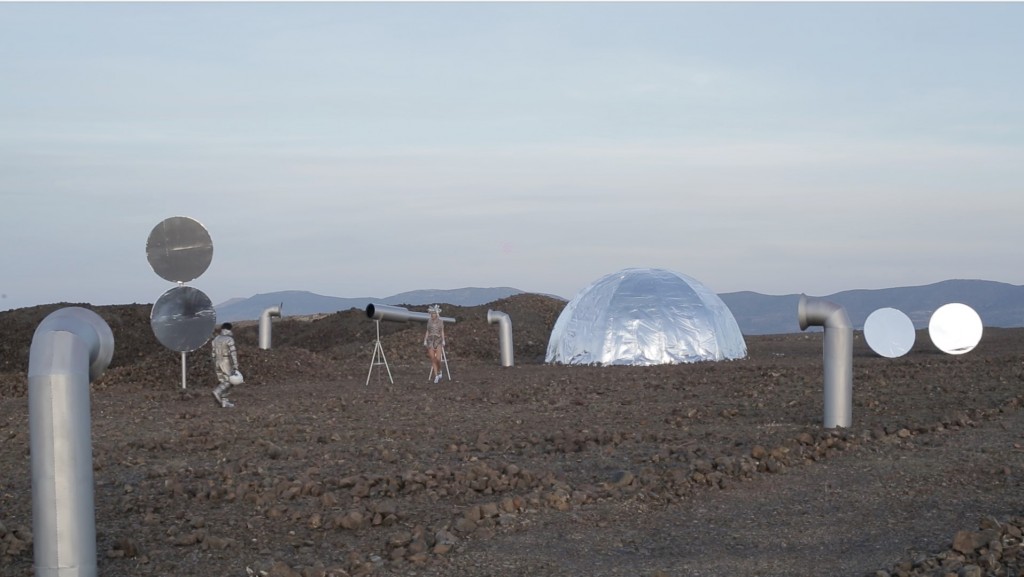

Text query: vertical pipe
(28, 307), (114, 577)
(487, 310), (514, 367)
(259, 303), (282, 350)
(798, 294), (853, 429)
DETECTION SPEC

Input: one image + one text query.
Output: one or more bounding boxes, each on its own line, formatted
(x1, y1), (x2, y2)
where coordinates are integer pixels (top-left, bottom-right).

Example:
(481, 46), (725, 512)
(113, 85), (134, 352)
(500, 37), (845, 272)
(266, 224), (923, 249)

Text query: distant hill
(216, 280), (1024, 335)
(215, 287), (527, 322)
(719, 279), (1024, 335)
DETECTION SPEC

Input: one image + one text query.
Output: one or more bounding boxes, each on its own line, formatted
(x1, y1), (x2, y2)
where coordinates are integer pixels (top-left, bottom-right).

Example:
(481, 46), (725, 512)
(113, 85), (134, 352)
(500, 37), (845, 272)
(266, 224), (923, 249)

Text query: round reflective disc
(150, 285), (217, 352)
(146, 216), (214, 283)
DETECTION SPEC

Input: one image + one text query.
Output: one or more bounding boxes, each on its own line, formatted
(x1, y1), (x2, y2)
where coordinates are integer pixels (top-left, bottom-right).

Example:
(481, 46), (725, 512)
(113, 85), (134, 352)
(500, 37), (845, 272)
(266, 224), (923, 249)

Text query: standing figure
(211, 322), (241, 408)
(424, 305), (446, 383)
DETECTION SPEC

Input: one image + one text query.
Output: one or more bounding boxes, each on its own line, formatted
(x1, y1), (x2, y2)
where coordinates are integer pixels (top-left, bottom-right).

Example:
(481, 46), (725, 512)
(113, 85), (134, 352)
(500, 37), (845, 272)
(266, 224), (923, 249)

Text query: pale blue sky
(2, 2), (1022, 311)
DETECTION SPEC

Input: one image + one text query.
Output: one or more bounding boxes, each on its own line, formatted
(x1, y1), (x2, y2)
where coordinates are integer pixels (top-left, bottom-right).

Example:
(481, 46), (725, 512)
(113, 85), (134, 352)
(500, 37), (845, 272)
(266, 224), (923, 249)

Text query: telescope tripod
(365, 320), (394, 386)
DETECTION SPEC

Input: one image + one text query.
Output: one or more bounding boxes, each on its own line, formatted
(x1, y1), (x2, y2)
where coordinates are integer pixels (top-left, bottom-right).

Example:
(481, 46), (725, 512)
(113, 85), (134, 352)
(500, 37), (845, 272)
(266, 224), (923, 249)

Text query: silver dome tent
(546, 268), (747, 366)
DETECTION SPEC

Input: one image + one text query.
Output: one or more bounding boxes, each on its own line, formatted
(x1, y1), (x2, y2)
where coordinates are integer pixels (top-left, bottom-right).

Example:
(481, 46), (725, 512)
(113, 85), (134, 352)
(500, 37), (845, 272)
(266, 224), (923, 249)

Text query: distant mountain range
(722, 279), (1024, 335)
(215, 279), (1024, 336)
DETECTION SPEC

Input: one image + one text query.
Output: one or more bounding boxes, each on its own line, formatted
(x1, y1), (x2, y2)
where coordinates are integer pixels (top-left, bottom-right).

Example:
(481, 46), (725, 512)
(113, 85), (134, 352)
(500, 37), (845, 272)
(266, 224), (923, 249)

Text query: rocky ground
(2, 293), (1024, 577)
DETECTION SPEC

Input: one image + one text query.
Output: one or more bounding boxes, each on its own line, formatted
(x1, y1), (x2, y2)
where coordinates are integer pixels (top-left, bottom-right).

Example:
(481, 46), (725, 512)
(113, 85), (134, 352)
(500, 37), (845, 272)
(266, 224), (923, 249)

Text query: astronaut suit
(211, 324), (239, 408)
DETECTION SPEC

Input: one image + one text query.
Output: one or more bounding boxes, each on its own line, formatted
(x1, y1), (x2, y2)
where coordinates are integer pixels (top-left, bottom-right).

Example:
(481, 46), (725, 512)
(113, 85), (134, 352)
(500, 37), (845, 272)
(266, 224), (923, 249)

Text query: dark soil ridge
(0, 294), (562, 397)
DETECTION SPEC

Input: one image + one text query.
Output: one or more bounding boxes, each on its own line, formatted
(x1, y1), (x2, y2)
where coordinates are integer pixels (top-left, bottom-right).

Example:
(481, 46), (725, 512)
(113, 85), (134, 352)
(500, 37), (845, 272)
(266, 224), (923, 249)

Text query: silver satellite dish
(150, 285), (217, 353)
(928, 303), (983, 355)
(146, 216), (214, 283)
(863, 307), (916, 358)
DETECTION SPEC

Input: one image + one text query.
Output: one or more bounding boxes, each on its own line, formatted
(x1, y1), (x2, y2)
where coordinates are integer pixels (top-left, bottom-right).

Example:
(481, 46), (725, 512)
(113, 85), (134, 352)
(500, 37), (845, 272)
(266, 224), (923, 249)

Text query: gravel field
(2, 294), (1024, 577)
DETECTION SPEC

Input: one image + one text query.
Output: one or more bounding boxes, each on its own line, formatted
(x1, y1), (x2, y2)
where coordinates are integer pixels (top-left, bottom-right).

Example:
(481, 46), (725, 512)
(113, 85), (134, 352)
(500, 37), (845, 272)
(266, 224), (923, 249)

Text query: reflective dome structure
(546, 268), (747, 366)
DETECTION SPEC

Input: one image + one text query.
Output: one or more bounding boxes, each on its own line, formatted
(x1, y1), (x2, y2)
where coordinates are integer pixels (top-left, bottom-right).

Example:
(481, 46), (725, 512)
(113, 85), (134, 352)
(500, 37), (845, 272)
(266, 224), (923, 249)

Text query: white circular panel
(864, 307), (916, 358)
(928, 303), (983, 355)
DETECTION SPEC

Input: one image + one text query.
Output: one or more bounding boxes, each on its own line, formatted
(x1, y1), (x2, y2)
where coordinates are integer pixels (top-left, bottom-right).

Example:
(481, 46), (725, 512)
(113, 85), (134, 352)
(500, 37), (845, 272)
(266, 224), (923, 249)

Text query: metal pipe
(28, 307), (114, 577)
(798, 294), (853, 429)
(486, 310), (514, 367)
(259, 303), (282, 350)
(365, 303), (455, 324)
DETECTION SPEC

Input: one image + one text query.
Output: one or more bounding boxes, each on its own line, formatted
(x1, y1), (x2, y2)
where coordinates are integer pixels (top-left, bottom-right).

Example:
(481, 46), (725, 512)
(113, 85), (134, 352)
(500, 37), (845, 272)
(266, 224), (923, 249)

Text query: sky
(2, 2), (1023, 312)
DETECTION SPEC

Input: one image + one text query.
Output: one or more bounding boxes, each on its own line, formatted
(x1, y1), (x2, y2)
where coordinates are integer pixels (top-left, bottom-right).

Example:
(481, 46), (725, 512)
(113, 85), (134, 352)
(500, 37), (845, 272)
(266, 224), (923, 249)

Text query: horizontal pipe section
(28, 307), (114, 577)
(365, 303), (455, 324)
(486, 310), (514, 367)
(798, 294), (853, 429)
(259, 303), (282, 350)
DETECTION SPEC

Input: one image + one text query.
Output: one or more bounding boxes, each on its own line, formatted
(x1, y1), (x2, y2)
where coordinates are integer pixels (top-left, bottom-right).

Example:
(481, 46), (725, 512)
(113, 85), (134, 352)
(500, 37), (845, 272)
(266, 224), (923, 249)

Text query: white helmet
(228, 371), (244, 386)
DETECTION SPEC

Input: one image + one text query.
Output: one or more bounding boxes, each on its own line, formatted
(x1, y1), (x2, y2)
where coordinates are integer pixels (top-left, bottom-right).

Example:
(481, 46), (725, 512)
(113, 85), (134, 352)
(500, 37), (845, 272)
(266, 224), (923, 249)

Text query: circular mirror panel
(928, 303), (983, 355)
(146, 216), (214, 283)
(150, 285), (217, 352)
(863, 307), (916, 358)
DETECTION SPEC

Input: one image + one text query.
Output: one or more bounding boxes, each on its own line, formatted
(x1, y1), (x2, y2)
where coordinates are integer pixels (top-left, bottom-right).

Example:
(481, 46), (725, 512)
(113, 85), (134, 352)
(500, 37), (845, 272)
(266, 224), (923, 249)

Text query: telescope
(365, 303), (455, 324)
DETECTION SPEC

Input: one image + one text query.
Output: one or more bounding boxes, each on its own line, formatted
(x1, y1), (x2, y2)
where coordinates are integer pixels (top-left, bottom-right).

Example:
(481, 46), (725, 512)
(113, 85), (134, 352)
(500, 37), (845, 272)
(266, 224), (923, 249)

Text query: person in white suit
(211, 322), (241, 408)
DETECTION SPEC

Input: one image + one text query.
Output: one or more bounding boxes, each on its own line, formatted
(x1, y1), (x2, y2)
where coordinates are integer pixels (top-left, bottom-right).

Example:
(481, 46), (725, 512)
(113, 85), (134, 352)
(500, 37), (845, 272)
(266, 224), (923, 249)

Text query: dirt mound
(0, 294), (567, 397)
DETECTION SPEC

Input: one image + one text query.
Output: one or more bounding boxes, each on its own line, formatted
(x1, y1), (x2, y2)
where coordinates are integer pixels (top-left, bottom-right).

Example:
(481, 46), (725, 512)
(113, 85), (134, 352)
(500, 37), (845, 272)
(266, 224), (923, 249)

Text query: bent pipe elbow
(365, 303), (455, 324)
(31, 306), (114, 382)
(28, 307), (115, 577)
(797, 295), (853, 429)
(798, 294), (852, 330)
(487, 310), (514, 367)
(259, 303), (283, 350)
